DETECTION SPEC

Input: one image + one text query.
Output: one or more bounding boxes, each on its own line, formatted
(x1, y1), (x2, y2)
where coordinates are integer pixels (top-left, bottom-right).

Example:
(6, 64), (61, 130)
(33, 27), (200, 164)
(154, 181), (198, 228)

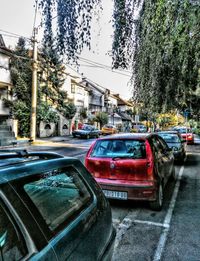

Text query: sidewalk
(35, 135), (73, 143)
(0, 135), (74, 150)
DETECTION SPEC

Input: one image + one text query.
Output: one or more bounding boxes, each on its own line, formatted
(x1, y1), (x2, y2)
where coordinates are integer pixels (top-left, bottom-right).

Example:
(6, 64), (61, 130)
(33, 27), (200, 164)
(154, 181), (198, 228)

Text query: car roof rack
(0, 149), (63, 160)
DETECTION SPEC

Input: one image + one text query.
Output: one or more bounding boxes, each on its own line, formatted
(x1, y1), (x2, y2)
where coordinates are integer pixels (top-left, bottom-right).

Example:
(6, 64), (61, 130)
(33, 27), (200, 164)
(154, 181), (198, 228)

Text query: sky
(0, 0), (133, 99)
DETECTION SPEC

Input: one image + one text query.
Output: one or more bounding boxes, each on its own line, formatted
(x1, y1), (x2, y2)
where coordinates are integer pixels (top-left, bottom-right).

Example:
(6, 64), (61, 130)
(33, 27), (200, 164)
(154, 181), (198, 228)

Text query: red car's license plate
(103, 190), (127, 200)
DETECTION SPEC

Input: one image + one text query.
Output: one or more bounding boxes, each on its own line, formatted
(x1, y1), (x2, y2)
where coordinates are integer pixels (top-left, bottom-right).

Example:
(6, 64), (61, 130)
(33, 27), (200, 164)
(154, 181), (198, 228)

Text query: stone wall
(39, 114), (71, 137)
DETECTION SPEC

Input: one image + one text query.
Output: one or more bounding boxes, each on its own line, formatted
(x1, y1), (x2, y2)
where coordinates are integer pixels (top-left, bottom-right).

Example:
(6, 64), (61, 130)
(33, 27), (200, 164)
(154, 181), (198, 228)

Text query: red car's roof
(98, 133), (151, 141)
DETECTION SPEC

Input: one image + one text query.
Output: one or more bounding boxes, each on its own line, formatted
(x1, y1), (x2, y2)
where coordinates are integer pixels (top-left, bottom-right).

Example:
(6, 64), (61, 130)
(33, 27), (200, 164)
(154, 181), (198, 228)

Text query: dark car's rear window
(23, 166), (92, 232)
(91, 139), (146, 159)
(158, 133), (181, 143)
(175, 128), (191, 134)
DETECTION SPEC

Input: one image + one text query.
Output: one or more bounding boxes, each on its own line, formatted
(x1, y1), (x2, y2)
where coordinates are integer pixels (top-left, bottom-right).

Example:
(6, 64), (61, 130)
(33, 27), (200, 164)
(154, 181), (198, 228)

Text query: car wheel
(170, 166), (176, 181)
(149, 182), (163, 211)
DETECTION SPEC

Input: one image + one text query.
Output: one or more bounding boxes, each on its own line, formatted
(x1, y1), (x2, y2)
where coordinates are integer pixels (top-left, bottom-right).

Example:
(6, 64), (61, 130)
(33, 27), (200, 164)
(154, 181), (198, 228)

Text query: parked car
(85, 133), (175, 211)
(157, 131), (186, 163)
(0, 150), (116, 261)
(72, 124), (101, 139)
(131, 124), (147, 133)
(101, 124), (118, 135)
(173, 126), (194, 144)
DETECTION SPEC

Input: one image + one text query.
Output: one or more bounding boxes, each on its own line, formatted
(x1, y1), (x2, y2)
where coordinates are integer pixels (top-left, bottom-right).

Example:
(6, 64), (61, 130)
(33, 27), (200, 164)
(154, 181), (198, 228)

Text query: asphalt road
(17, 135), (200, 261)
(111, 148), (200, 261)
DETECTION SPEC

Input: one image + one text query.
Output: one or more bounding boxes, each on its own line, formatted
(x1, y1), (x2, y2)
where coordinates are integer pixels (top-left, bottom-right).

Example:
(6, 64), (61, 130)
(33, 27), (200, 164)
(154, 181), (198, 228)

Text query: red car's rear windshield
(90, 139), (146, 159)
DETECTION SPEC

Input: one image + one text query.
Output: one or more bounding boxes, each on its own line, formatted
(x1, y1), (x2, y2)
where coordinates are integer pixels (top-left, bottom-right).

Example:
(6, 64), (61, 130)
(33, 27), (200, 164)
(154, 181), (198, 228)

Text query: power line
(78, 56), (132, 74)
(78, 57), (132, 77)
(0, 33), (22, 40)
(0, 29), (31, 41)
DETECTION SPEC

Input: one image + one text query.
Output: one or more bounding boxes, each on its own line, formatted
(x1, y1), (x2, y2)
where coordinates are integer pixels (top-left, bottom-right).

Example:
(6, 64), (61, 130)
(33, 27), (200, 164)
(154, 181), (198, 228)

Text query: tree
(38, 0), (200, 115)
(79, 107), (88, 121)
(38, 0), (102, 62)
(60, 103), (77, 133)
(132, 0), (200, 114)
(94, 112), (108, 129)
(8, 38), (32, 137)
(4, 38), (60, 137)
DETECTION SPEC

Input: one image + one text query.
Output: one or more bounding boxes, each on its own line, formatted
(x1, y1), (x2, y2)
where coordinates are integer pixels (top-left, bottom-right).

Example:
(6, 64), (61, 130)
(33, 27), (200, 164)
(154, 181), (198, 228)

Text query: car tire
(149, 182), (163, 211)
(170, 166), (176, 181)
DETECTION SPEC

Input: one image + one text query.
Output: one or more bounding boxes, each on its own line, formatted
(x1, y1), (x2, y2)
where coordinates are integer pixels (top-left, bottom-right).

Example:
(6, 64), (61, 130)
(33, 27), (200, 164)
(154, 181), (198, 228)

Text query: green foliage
(5, 38), (63, 137)
(59, 103), (77, 119)
(37, 102), (59, 123)
(79, 107), (88, 120)
(10, 38), (32, 103)
(112, 0), (143, 69)
(94, 112), (108, 128)
(132, 0), (200, 114)
(13, 100), (31, 137)
(35, 0), (200, 121)
(39, 46), (66, 105)
(38, 0), (102, 62)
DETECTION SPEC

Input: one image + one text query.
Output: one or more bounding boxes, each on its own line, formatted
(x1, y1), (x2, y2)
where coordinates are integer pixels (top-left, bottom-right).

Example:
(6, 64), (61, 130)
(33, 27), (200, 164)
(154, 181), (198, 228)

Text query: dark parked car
(0, 150), (115, 261)
(158, 131), (186, 163)
(72, 124), (101, 139)
(85, 133), (175, 210)
(132, 124), (147, 133)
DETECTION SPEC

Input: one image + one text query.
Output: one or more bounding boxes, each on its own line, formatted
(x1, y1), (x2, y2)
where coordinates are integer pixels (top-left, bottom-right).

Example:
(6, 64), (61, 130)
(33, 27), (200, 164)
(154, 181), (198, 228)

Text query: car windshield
(103, 125), (114, 129)
(91, 139), (146, 159)
(81, 125), (92, 130)
(159, 133), (181, 143)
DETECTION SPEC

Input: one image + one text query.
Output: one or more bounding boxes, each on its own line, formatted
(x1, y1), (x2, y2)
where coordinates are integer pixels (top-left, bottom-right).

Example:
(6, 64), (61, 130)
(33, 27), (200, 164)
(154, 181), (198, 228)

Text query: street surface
(12, 135), (200, 260)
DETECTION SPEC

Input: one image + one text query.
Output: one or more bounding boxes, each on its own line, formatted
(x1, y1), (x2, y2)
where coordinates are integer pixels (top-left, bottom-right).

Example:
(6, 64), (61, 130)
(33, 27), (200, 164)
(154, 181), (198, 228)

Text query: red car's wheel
(149, 182), (163, 211)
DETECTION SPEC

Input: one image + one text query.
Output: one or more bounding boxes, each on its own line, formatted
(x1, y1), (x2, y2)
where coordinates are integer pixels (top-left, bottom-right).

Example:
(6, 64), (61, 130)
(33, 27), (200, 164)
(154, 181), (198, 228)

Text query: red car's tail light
(85, 143), (95, 168)
(145, 140), (154, 179)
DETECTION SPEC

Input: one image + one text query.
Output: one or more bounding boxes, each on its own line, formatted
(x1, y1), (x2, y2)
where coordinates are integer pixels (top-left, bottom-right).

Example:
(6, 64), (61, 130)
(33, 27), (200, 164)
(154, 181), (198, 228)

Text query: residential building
(104, 89), (122, 128)
(0, 35), (18, 144)
(80, 78), (105, 116)
(113, 94), (134, 131)
(0, 35), (12, 123)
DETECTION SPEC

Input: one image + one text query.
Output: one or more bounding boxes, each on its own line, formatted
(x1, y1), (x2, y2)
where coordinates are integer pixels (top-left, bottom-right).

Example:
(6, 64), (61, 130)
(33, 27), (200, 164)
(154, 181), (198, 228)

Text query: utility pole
(30, 27), (38, 142)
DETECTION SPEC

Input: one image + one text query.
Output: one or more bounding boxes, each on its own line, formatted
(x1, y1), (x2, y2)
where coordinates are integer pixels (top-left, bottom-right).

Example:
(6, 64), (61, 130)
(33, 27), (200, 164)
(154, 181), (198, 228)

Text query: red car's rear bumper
(96, 178), (157, 201)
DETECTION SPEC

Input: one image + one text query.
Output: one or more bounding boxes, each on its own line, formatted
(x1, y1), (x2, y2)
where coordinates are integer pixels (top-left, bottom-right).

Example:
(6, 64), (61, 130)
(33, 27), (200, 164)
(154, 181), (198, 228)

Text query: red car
(173, 127), (194, 144)
(85, 133), (175, 210)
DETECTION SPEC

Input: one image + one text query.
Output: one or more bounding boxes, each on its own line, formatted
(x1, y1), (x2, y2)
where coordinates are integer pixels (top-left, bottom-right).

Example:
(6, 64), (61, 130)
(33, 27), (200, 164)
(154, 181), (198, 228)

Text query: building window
(0, 87), (8, 100)
(71, 84), (75, 94)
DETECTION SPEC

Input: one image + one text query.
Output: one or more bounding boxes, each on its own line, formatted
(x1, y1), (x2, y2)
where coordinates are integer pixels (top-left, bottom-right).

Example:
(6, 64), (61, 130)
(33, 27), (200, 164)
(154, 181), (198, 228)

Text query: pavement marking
(71, 153), (87, 158)
(113, 162), (186, 255)
(133, 219), (169, 229)
(113, 210), (139, 250)
(153, 161), (186, 261)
